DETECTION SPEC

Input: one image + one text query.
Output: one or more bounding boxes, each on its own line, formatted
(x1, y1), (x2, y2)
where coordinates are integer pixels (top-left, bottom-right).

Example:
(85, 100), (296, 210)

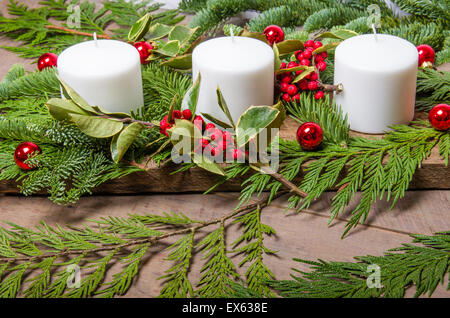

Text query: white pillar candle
(58, 39), (144, 113)
(334, 34), (418, 133)
(192, 36), (274, 124)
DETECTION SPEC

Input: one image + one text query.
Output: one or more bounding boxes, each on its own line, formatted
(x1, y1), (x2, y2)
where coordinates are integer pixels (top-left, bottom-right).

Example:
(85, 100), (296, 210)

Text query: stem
(0, 192), (287, 263)
(320, 83), (343, 93)
(45, 25), (113, 39)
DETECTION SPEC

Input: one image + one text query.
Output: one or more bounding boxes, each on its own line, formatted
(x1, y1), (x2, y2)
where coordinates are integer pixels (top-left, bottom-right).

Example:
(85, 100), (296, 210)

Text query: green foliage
(266, 231), (450, 298)
(0, 0), (182, 59)
(415, 69), (450, 112)
(385, 22), (445, 51)
(392, 0), (449, 28)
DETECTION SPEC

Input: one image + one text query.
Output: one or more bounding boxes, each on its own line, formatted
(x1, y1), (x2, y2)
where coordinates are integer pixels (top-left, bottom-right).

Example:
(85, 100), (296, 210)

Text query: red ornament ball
(14, 142), (42, 170)
(296, 122), (323, 150)
(37, 53), (58, 71)
(428, 104), (450, 131)
(417, 44), (435, 67)
(263, 25), (285, 46)
(134, 41), (154, 64)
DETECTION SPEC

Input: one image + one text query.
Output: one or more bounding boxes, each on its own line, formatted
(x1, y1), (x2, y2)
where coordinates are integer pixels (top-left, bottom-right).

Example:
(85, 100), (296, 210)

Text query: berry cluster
(159, 112), (245, 161)
(278, 40), (328, 102)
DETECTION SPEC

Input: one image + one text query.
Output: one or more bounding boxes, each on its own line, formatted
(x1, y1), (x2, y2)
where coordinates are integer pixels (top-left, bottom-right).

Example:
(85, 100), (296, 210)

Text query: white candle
(192, 36), (274, 124)
(334, 34), (418, 133)
(58, 38), (144, 113)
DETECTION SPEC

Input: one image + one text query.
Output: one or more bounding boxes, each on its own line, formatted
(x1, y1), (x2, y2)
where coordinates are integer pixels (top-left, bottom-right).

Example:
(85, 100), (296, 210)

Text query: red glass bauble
(14, 142), (42, 170)
(37, 53), (58, 71)
(263, 25), (285, 46)
(133, 41), (154, 64)
(429, 104), (450, 131)
(416, 44), (435, 67)
(296, 122), (323, 150)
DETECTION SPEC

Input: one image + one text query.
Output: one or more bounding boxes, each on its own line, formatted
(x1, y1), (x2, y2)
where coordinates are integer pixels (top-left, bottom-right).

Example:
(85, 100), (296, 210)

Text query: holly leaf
(276, 65), (312, 75)
(57, 76), (97, 114)
(313, 42), (341, 54)
(155, 40), (181, 57)
(276, 40), (304, 56)
(240, 30), (268, 43)
(46, 98), (91, 121)
(182, 73), (201, 118)
(147, 23), (173, 40)
(216, 87), (235, 129)
(90, 106), (132, 119)
(201, 113), (233, 129)
(111, 122), (144, 163)
(316, 29), (358, 41)
(273, 44), (282, 71)
(292, 67), (315, 83)
(193, 154), (225, 176)
(160, 54), (192, 69)
(235, 105), (280, 148)
(128, 13), (152, 42)
(168, 25), (198, 45)
(70, 114), (123, 138)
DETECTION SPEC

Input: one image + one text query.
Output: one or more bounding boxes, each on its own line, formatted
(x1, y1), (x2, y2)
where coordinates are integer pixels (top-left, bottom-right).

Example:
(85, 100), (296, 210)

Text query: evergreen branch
(266, 231), (450, 298)
(415, 68), (450, 112)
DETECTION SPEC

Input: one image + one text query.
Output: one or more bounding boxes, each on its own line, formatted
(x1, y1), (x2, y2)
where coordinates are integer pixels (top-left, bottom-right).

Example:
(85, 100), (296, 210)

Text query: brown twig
(320, 83), (344, 93)
(0, 192), (287, 263)
(45, 25), (113, 40)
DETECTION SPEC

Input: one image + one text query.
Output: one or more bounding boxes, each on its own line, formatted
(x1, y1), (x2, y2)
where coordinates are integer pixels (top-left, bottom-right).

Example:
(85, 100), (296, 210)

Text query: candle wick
(230, 27), (235, 43)
(372, 23), (378, 41)
(93, 32), (99, 47)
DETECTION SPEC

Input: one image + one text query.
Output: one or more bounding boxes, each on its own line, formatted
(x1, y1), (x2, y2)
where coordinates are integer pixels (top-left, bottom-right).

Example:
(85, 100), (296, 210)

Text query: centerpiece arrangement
(0, 0), (448, 298)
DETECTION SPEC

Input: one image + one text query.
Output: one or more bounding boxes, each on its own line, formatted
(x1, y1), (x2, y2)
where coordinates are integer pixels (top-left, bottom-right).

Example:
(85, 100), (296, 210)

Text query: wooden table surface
(0, 0), (449, 298)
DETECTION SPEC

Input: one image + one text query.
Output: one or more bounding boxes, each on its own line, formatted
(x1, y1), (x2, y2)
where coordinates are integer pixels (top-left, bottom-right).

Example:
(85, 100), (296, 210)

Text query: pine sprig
(266, 231), (450, 298)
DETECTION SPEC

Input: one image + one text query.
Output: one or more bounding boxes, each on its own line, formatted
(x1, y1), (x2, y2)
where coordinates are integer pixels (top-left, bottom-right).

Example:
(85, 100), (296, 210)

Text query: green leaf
(293, 67), (315, 83)
(160, 54), (192, 69)
(128, 13), (153, 42)
(70, 114), (124, 138)
(193, 155), (226, 176)
(216, 87), (235, 129)
(147, 23), (173, 40)
(273, 44), (281, 71)
(46, 98), (91, 121)
(90, 106), (132, 119)
(57, 76), (97, 114)
(276, 65), (311, 75)
(111, 122), (144, 163)
(235, 106), (280, 148)
(276, 40), (304, 55)
(313, 42), (341, 55)
(167, 95), (178, 125)
(316, 29), (358, 41)
(240, 30), (268, 43)
(182, 73), (201, 118)
(156, 40), (181, 57)
(201, 113), (233, 129)
(168, 25), (197, 44)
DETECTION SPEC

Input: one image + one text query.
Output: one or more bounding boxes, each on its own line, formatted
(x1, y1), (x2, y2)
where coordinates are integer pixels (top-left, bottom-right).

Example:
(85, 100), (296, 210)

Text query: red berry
(296, 122), (323, 151)
(314, 90), (325, 100)
(232, 149), (244, 160)
(315, 55), (325, 63)
(194, 115), (204, 131)
(304, 40), (314, 48)
(321, 51), (328, 59)
(297, 53), (304, 61)
(428, 104), (450, 131)
(263, 25), (285, 46)
(14, 142), (42, 170)
(308, 81), (319, 91)
(182, 109), (192, 120)
(199, 138), (209, 149)
(133, 41), (153, 64)
(300, 59), (311, 66)
(294, 50), (303, 60)
(282, 93), (291, 102)
(304, 72), (312, 80)
(302, 50), (312, 60)
(293, 94), (301, 102)
(298, 79), (308, 91)
(222, 131), (234, 144)
(280, 82), (290, 93)
(280, 62), (287, 69)
(417, 44), (435, 67)
(172, 110), (182, 120)
(287, 84), (298, 96)
(210, 129), (223, 141)
(287, 61), (298, 69)
(160, 116), (170, 130)
(205, 123), (215, 131)
(281, 74), (293, 83)
(37, 53), (58, 71)
(316, 61), (327, 72)
(313, 41), (323, 49)
(295, 69), (304, 76)
(211, 147), (222, 157)
(310, 72), (319, 81)
(217, 139), (227, 152)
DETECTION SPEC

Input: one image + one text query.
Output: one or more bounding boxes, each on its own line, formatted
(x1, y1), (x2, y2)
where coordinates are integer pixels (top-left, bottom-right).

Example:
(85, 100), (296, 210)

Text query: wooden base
(1, 115), (449, 195)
